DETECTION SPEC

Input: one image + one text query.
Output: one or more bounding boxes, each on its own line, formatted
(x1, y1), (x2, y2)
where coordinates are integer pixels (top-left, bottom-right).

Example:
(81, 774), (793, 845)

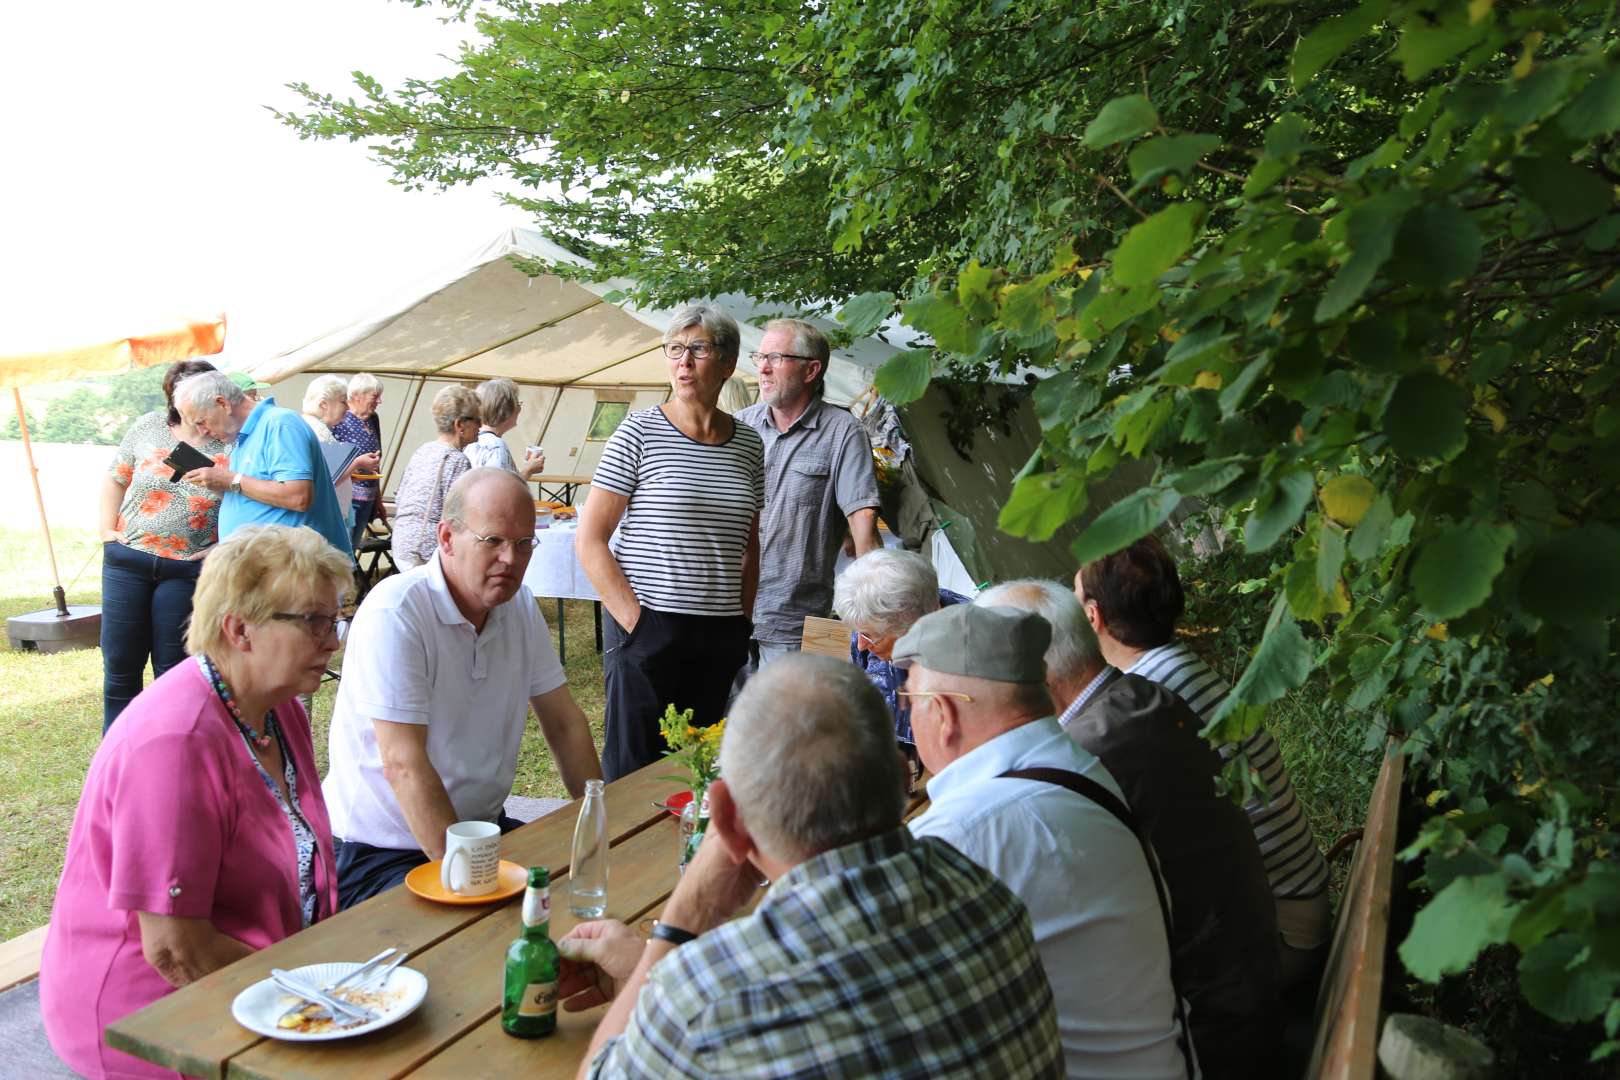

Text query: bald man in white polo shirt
(326, 468), (602, 908)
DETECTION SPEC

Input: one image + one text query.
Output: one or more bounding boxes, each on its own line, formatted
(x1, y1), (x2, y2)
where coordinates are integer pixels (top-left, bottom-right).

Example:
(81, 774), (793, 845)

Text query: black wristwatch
(649, 921), (698, 946)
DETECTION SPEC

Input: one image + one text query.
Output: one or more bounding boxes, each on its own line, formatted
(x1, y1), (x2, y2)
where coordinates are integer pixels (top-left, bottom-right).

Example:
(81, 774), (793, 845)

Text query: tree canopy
(286, 0), (1620, 1052)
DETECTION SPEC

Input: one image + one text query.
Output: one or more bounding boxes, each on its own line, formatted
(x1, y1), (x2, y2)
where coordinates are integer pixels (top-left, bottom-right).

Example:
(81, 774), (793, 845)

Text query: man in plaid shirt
(558, 654), (1063, 1079)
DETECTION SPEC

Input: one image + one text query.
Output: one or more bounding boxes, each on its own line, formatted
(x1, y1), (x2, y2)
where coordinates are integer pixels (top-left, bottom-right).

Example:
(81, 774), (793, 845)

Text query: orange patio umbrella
(1, 314), (226, 635)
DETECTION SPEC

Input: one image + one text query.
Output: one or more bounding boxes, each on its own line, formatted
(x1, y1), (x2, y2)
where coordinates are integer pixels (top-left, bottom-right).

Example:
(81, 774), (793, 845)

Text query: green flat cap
(227, 371), (271, 392)
(892, 603), (1050, 684)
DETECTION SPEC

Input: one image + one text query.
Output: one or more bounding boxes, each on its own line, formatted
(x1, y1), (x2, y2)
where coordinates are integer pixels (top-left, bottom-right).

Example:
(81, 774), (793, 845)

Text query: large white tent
(253, 227), (895, 404)
(250, 227), (1150, 591)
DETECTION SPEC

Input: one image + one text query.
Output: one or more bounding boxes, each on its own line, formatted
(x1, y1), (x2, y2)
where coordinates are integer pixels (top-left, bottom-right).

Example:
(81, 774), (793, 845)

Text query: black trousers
(602, 607), (750, 781)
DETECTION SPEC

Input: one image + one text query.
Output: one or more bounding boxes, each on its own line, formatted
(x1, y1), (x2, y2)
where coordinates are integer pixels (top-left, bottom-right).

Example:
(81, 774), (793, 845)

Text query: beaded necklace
(198, 655), (277, 751)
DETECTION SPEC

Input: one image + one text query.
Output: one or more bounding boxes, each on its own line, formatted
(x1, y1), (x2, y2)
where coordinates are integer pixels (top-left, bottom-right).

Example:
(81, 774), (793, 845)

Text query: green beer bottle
(501, 867), (560, 1038)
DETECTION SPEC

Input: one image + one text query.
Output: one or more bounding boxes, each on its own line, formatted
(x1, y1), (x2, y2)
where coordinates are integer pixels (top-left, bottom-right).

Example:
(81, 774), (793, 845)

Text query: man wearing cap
(900, 604), (1192, 1080)
(974, 579), (1282, 1080)
(173, 370), (352, 557)
(226, 370), (270, 402)
(555, 654), (1063, 1078)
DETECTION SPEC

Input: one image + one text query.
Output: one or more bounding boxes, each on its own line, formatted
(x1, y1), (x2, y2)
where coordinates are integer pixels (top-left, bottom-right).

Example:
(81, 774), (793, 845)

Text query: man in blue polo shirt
(175, 370), (352, 557)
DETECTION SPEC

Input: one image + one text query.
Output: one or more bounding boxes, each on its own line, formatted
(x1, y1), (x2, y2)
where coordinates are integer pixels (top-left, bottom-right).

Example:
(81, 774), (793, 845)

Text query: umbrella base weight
(7, 606), (101, 654)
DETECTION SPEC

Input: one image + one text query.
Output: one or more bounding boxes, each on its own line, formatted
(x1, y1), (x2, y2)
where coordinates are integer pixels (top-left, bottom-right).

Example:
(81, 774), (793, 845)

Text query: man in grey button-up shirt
(735, 319), (881, 668)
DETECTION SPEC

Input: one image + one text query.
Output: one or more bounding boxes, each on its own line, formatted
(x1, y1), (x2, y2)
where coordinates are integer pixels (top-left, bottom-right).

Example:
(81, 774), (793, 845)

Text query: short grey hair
(476, 377), (522, 427)
(442, 467), (530, 529)
(663, 302), (740, 365)
(347, 373), (383, 397)
(720, 654), (905, 861)
(430, 384), (480, 434)
(976, 579), (1102, 683)
(833, 548), (940, 637)
(764, 318), (830, 398)
(174, 370), (244, 414)
(302, 374), (348, 416)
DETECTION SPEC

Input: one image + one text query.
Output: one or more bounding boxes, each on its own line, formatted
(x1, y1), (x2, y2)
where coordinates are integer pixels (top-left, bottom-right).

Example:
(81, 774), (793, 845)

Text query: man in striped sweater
(1076, 537), (1332, 991)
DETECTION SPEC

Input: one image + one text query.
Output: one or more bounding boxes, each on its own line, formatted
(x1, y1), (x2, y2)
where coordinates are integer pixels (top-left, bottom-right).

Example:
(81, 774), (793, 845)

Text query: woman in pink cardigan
(41, 525), (354, 1079)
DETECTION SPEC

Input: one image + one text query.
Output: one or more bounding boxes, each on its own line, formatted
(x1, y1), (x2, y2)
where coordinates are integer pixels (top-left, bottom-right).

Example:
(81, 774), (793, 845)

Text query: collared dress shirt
(587, 828), (1063, 1079)
(736, 398), (880, 644)
(910, 719), (1188, 1080)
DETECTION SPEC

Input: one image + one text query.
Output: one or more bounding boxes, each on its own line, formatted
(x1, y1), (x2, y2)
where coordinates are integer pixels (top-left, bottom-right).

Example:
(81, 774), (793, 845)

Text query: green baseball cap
(892, 604), (1051, 684)
(227, 371), (271, 392)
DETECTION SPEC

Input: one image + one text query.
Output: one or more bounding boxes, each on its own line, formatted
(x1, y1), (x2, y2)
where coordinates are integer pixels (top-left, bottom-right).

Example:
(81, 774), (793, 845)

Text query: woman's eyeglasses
(271, 612), (349, 641)
(662, 341), (717, 360)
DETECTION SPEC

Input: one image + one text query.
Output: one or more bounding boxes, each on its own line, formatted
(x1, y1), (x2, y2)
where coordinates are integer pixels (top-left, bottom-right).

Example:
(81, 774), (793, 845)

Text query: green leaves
(1127, 134), (1221, 192)
(901, 293), (983, 355)
(1400, 874), (1522, 982)
(1291, 0), (1387, 87)
(1321, 475), (1377, 527)
(1245, 469), (1315, 551)
(872, 350), (932, 405)
(1316, 191), (1417, 322)
(1519, 934), (1620, 1023)
(837, 291), (894, 338)
(1518, 525), (1620, 623)
(1112, 202), (1205, 287)
(1389, 203), (1483, 287)
(1082, 94), (1158, 149)
(999, 470), (1088, 542)
(1069, 485), (1181, 565)
(1560, 70), (1620, 139)
(1515, 157), (1614, 229)
(1383, 373), (1468, 460)
(1411, 520), (1515, 619)
(1220, 604), (1313, 714)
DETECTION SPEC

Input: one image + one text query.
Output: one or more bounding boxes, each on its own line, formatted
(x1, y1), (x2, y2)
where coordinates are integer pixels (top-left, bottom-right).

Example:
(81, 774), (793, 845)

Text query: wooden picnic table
(105, 760), (685, 1080)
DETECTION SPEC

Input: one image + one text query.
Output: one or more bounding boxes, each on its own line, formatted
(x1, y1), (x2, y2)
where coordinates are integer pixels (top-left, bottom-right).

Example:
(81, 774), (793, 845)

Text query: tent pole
(533, 386), (565, 458)
(14, 388), (68, 617)
(381, 375), (428, 494)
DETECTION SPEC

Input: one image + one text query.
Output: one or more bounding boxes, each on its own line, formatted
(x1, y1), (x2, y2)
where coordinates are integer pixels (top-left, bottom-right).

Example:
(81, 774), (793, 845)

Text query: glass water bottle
(569, 778), (608, 918)
(501, 867), (559, 1038)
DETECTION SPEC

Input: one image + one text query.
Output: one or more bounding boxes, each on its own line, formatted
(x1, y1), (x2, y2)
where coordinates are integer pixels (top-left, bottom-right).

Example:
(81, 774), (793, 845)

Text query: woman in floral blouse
(97, 359), (230, 732)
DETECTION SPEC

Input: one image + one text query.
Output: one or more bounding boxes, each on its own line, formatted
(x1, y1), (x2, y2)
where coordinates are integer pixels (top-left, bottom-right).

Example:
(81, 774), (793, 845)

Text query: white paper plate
(231, 961), (428, 1042)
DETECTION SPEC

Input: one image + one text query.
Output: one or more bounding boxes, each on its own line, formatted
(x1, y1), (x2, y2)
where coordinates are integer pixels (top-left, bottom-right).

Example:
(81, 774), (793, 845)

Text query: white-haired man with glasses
(733, 318), (881, 675)
(325, 468), (602, 908)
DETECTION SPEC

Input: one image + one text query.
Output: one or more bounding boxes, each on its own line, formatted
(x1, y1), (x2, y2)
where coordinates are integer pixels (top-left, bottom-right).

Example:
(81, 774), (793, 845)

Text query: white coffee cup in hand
(441, 820), (502, 896)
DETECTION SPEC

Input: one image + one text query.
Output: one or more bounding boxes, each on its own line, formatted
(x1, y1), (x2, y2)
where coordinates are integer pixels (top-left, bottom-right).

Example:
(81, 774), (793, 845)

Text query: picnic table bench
(104, 757), (928, 1079)
(106, 761), (684, 1080)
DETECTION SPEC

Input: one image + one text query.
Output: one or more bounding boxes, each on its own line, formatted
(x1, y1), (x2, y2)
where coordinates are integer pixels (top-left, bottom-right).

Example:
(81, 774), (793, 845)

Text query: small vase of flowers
(658, 704), (726, 870)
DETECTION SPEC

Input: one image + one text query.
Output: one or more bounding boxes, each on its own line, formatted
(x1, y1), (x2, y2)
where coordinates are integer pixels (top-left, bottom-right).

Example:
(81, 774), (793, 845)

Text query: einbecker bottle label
(522, 887), (551, 928)
(518, 980), (558, 1018)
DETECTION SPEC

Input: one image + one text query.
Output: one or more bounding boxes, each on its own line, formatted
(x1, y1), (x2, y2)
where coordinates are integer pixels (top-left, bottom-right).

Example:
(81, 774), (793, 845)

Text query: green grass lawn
(0, 526), (605, 941)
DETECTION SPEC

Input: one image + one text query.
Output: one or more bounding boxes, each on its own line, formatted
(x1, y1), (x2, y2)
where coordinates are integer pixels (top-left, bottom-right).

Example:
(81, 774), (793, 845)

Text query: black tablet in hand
(165, 440), (217, 483)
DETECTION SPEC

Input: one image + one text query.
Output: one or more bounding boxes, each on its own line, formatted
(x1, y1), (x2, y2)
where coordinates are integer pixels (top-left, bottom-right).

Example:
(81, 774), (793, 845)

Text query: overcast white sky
(0, 0), (523, 364)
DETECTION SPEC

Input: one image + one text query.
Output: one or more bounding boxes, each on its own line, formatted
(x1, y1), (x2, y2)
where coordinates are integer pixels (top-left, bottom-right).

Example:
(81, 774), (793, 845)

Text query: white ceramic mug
(441, 820), (502, 896)
(525, 445), (544, 462)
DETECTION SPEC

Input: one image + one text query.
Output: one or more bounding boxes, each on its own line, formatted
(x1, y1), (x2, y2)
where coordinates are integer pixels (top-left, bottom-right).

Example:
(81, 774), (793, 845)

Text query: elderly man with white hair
(555, 653), (1063, 1079)
(901, 602), (1193, 1080)
(175, 370), (352, 557)
(833, 547), (969, 768)
(977, 578), (1281, 1080)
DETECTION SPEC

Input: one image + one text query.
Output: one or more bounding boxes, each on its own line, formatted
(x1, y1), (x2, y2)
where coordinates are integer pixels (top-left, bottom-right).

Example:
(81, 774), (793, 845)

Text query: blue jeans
(100, 541), (203, 732)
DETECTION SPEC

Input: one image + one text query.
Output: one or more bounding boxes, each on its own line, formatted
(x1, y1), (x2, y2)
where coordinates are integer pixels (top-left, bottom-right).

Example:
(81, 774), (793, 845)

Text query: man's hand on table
(558, 921), (644, 1010)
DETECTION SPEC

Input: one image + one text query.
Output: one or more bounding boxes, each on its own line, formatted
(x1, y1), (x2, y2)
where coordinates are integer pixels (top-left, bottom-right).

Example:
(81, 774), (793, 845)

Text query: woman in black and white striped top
(578, 303), (764, 780)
